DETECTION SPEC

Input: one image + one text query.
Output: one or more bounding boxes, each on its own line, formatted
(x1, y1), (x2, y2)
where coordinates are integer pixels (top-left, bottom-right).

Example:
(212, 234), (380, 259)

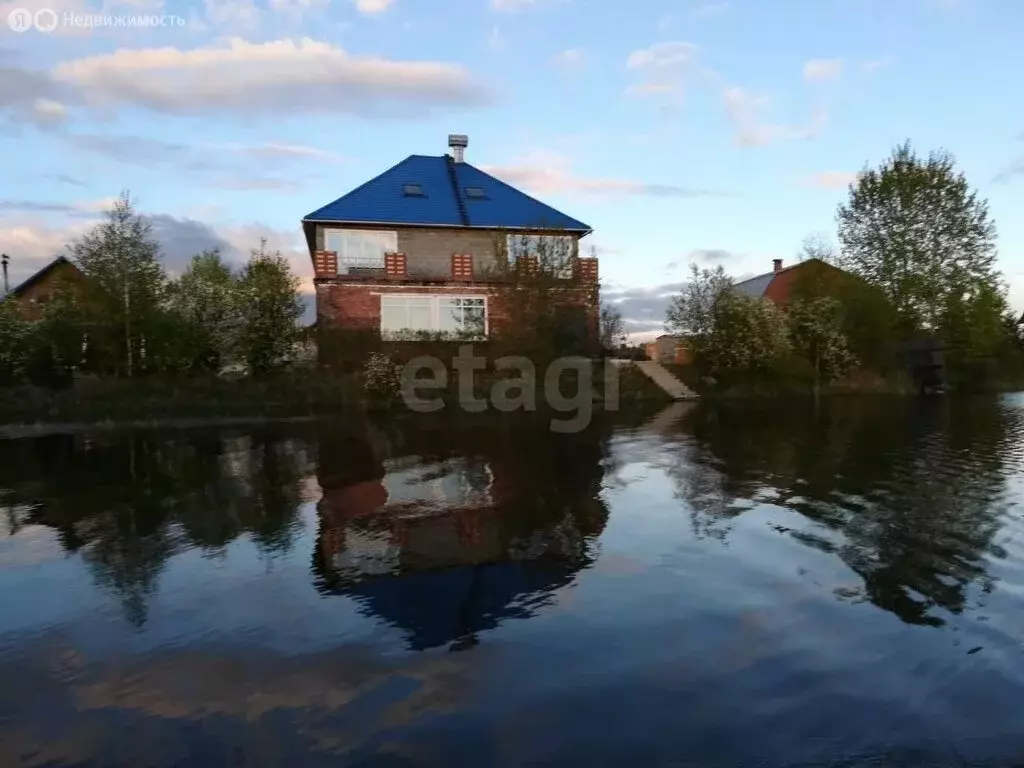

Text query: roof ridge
(444, 155), (470, 227)
(9, 255), (77, 297)
(734, 258), (827, 286)
(733, 271), (772, 286)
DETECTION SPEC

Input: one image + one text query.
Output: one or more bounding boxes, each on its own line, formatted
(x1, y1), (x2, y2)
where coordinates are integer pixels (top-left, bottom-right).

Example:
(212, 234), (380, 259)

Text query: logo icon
(34, 8), (57, 32)
(7, 7), (32, 32)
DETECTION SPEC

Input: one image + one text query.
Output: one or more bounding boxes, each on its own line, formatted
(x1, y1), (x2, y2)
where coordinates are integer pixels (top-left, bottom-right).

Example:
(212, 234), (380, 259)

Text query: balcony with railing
(313, 251), (598, 285)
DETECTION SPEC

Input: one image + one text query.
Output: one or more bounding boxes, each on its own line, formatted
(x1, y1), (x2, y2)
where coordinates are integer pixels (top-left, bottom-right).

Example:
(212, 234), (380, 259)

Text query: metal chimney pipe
(448, 134), (468, 163)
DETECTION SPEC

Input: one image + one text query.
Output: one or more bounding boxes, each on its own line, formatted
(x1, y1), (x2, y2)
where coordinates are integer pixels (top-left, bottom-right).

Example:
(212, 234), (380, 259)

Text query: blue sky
(1, 0), (1022, 334)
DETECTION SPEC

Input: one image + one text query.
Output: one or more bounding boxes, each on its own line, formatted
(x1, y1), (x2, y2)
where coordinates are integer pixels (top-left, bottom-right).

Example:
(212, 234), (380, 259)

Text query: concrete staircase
(635, 360), (700, 400)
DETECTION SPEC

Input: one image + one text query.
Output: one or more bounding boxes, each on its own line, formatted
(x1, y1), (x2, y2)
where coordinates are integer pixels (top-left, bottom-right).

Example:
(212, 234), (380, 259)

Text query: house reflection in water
(312, 424), (611, 650)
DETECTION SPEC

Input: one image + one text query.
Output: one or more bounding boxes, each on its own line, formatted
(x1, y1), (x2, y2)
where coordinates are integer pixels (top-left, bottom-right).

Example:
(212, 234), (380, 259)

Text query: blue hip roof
(303, 154), (591, 233)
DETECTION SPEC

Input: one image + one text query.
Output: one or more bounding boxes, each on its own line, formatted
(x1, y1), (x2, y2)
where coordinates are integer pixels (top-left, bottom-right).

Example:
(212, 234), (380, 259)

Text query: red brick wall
(763, 260), (850, 307)
(316, 280), (598, 349)
(13, 261), (89, 321)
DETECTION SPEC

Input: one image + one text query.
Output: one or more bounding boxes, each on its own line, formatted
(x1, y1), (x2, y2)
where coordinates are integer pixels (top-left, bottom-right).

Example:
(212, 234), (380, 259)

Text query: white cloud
(801, 171), (860, 190)
(723, 87), (828, 147)
(481, 151), (717, 197)
(625, 41), (699, 100)
(0, 218), (94, 285)
(862, 56), (894, 73)
(490, 0), (535, 11)
(44, 38), (489, 118)
(355, 0), (393, 14)
(626, 41), (698, 70)
(803, 58), (844, 83)
(30, 98), (69, 126)
(552, 48), (585, 70)
(690, 1), (729, 17)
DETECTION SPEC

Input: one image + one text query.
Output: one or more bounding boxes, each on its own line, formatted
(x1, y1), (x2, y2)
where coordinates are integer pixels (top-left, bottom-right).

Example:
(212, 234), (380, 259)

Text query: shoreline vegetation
(2, 363), (1022, 432)
(3, 142), (1023, 430)
(662, 143), (1024, 397)
(0, 362), (672, 429)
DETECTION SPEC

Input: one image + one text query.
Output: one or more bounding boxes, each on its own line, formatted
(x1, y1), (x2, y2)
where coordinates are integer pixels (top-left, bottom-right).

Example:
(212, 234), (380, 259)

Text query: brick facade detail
(314, 250), (338, 278)
(451, 254), (474, 280)
(384, 252), (407, 278)
(315, 278), (598, 349)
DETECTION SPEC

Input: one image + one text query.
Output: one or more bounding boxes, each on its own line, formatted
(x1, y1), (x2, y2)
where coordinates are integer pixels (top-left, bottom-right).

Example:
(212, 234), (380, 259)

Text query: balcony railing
(313, 251), (598, 284)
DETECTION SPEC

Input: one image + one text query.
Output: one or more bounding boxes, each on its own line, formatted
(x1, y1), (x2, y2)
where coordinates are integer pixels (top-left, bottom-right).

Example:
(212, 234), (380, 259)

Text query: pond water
(2, 397), (1024, 767)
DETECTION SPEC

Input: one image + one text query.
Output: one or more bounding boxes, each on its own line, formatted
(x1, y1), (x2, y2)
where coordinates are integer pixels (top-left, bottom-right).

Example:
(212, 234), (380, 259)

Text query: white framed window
(323, 229), (398, 274)
(506, 234), (576, 278)
(380, 295), (487, 339)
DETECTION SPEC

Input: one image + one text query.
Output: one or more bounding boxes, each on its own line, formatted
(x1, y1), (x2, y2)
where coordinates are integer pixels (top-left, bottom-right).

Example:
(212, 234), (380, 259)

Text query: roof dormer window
(403, 183), (424, 197)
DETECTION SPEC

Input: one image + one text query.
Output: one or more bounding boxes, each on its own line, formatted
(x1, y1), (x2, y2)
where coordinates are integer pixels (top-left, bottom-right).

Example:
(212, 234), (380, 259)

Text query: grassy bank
(0, 374), (365, 426)
(0, 361), (672, 428)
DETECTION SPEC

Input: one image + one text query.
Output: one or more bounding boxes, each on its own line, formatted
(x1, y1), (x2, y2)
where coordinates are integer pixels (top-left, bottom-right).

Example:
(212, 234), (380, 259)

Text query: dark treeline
(0, 193), (305, 388)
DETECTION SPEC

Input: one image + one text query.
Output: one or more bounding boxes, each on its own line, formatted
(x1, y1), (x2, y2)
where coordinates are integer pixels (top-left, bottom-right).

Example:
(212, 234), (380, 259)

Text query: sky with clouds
(1, 0), (1022, 334)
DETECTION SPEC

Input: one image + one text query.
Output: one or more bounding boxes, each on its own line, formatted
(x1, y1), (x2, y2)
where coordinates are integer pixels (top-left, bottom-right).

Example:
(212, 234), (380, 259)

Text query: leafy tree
(837, 141), (1000, 332)
(167, 249), (237, 372)
(788, 258), (900, 373)
(486, 232), (595, 360)
(0, 299), (30, 384)
(703, 291), (790, 377)
(665, 263), (732, 341)
(25, 283), (87, 387)
(69, 192), (167, 376)
(234, 239), (302, 375)
(940, 281), (1022, 387)
(787, 296), (857, 398)
(599, 303), (625, 353)
(834, 279), (902, 373)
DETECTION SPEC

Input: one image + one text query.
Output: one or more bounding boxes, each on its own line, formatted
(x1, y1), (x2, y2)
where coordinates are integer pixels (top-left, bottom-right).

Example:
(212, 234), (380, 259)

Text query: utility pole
(1, 253), (8, 295)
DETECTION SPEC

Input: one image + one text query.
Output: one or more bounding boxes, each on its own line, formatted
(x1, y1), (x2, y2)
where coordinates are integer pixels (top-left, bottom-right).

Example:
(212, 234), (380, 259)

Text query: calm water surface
(3, 397), (1024, 767)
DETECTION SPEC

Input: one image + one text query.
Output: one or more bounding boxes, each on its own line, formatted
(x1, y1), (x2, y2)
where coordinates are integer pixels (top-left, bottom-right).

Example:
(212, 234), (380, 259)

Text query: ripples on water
(2, 396), (1024, 766)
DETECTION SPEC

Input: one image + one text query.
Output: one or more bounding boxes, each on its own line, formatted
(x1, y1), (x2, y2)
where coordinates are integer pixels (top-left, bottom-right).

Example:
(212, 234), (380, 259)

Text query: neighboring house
(302, 134), (599, 357)
(735, 257), (953, 392)
(645, 334), (691, 365)
(5, 256), (88, 320)
(732, 257), (849, 306)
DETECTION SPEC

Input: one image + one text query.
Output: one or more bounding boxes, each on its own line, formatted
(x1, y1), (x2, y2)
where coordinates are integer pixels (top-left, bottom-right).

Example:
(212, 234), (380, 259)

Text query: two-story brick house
(303, 135), (599, 359)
